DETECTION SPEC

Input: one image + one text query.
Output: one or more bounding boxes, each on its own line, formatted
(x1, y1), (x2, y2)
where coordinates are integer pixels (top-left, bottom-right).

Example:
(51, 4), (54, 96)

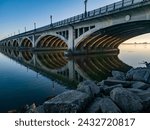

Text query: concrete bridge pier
(68, 26), (75, 52)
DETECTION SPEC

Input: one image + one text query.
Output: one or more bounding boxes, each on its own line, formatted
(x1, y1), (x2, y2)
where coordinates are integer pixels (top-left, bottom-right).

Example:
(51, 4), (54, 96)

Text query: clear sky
(0, 0), (150, 42)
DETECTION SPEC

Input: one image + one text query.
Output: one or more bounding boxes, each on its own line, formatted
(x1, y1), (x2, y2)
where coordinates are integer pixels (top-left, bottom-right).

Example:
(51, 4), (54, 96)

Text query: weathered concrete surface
(112, 71), (126, 81)
(127, 88), (143, 95)
(44, 90), (90, 113)
(86, 97), (121, 113)
(110, 87), (143, 113)
(126, 68), (150, 83)
(98, 98), (121, 113)
(77, 80), (101, 97)
(102, 84), (123, 95)
(86, 98), (102, 113)
(102, 79), (132, 87)
(131, 81), (150, 90)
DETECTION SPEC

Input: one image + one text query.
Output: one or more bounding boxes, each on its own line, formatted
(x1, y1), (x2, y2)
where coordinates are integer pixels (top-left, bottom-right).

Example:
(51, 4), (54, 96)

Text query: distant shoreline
(123, 42), (150, 45)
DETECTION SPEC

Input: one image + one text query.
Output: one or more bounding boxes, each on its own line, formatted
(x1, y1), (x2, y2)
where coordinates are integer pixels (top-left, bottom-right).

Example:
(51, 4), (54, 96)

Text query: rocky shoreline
(24, 66), (150, 113)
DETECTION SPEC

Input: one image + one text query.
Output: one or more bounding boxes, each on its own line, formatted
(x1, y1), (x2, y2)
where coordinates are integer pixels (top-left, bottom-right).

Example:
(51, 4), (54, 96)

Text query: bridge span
(0, 0), (150, 53)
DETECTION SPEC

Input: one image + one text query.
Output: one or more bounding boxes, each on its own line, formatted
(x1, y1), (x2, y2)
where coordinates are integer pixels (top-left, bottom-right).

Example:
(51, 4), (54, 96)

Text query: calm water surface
(119, 44), (150, 67)
(0, 44), (149, 112)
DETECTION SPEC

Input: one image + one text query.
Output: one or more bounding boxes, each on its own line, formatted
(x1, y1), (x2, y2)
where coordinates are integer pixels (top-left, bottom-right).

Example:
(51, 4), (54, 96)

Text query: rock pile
(28, 67), (150, 113)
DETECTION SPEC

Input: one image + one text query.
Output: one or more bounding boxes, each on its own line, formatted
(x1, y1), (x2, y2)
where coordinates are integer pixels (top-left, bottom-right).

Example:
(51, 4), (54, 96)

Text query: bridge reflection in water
(0, 49), (130, 87)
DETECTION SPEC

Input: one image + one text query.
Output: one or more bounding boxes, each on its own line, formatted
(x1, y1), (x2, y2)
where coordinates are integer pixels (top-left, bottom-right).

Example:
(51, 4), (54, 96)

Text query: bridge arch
(7, 41), (12, 47)
(75, 20), (150, 50)
(35, 34), (68, 49)
(4, 42), (7, 46)
(20, 37), (33, 48)
(13, 40), (19, 47)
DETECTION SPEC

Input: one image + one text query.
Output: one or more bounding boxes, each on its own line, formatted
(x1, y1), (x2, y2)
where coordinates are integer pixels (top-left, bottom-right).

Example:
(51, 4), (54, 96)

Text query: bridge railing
(0, 0), (149, 42)
(34, 0), (148, 31)
(52, 0), (146, 28)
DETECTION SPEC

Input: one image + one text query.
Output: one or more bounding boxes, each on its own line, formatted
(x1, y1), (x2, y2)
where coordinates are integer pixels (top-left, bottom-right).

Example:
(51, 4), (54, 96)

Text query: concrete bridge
(0, 0), (150, 53)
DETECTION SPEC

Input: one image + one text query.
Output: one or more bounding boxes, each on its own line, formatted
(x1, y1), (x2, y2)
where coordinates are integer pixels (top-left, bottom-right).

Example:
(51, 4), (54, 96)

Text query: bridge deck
(1, 0), (150, 42)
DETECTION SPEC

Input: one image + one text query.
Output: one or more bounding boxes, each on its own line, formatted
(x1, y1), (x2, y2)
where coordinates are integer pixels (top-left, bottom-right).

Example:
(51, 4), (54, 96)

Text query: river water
(0, 44), (149, 112)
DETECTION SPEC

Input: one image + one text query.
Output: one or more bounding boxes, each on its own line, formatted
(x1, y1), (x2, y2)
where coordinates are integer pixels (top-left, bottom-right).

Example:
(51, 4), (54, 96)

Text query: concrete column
(33, 35), (35, 48)
(18, 38), (22, 47)
(68, 25), (75, 51)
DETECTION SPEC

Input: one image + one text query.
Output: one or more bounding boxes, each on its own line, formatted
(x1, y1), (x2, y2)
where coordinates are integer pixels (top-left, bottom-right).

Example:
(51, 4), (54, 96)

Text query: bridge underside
(76, 21), (150, 51)
(1, 21), (150, 54)
(13, 40), (19, 47)
(21, 38), (32, 48)
(36, 35), (68, 51)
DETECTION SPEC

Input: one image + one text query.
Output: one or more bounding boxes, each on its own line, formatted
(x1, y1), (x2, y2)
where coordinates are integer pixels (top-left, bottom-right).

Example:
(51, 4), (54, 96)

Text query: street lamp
(24, 27), (26, 33)
(34, 22), (36, 30)
(84, 0), (88, 17)
(50, 15), (53, 27)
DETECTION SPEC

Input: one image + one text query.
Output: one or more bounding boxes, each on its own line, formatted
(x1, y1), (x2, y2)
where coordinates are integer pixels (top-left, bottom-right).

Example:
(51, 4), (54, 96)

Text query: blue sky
(0, 0), (150, 42)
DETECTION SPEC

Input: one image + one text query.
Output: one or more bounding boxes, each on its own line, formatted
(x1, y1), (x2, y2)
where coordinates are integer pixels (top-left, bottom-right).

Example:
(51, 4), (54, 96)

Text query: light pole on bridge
(84, 0), (88, 17)
(24, 27), (26, 33)
(34, 22), (36, 30)
(50, 15), (53, 27)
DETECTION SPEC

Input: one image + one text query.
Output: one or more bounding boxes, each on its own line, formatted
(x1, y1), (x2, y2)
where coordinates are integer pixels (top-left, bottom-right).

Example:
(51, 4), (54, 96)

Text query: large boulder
(126, 68), (136, 80)
(34, 105), (45, 113)
(102, 79), (132, 87)
(110, 87), (143, 113)
(77, 80), (101, 97)
(102, 84), (123, 95)
(147, 88), (150, 92)
(142, 97), (150, 112)
(126, 68), (150, 83)
(131, 81), (150, 90)
(86, 98), (102, 113)
(137, 91), (150, 101)
(44, 90), (90, 113)
(99, 98), (121, 113)
(86, 97), (121, 113)
(112, 71), (126, 81)
(127, 88), (143, 95)
(136, 91), (150, 112)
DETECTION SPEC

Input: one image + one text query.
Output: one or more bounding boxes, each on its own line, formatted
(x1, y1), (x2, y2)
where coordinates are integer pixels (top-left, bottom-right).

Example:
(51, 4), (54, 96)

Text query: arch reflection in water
(0, 49), (131, 87)
(74, 54), (130, 81)
(36, 52), (68, 71)
(13, 50), (19, 58)
(21, 51), (33, 62)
